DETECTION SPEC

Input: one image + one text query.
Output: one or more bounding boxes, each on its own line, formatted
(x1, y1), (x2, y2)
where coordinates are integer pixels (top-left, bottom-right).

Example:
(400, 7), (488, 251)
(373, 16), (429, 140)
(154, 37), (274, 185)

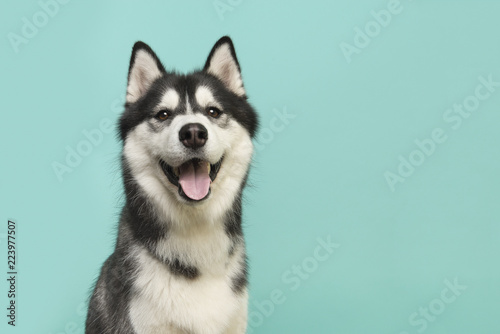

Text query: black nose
(179, 123), (208, 149)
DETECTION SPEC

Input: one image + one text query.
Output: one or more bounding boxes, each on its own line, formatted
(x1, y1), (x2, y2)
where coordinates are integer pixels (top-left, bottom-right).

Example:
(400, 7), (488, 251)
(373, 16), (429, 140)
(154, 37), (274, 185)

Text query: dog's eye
(206, 107), (221, 118)
(155, 110), (170, 121)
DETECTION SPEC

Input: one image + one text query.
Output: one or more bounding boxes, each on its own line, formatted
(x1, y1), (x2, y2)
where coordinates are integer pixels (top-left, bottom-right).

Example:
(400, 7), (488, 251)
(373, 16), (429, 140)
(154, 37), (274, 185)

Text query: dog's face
(119, 37), (258, 211)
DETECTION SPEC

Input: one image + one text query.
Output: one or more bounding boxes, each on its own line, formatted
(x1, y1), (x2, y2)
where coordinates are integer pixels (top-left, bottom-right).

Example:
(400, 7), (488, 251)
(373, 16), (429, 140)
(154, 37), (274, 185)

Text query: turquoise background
(1, 0), (499, 333)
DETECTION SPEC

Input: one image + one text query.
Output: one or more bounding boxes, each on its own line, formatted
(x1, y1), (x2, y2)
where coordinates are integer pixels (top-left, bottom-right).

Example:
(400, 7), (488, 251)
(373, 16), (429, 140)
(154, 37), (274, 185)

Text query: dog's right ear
(126, 42), (165, 104)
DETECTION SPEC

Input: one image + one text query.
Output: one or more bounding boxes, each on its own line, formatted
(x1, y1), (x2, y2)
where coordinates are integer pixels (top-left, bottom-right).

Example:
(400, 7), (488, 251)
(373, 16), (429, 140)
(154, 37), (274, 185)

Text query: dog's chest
(128, 233), (245, 334)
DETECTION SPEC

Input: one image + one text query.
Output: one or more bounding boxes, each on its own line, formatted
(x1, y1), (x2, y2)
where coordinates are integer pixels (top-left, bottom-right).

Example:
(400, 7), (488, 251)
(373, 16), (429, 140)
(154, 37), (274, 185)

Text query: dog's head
(119, 37), (258, 210)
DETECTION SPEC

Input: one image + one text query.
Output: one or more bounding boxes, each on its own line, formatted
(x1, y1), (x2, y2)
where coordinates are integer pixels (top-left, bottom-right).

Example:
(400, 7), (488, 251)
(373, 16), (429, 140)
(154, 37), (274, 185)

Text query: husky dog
(85, 37), (258, 334)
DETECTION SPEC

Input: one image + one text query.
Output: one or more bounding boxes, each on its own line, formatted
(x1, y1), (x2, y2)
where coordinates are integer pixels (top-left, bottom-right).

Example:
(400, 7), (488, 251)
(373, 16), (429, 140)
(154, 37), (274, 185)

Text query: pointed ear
(126, 42), (165, 104)
(203, 36), (246, 97)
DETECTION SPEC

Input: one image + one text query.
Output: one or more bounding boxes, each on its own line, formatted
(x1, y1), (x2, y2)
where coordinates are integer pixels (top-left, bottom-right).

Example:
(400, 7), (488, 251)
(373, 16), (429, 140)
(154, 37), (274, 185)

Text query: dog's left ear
(204, 36), (246, 97)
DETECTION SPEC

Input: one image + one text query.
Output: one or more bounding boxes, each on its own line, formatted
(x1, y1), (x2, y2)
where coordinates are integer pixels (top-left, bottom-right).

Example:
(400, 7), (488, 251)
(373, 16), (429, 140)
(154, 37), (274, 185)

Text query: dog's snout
(179, 123), (208, 149)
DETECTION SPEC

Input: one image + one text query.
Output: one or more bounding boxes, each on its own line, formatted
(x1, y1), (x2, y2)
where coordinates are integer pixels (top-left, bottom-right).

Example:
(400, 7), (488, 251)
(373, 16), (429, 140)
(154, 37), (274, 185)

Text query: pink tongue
(178, 161), (211, 200)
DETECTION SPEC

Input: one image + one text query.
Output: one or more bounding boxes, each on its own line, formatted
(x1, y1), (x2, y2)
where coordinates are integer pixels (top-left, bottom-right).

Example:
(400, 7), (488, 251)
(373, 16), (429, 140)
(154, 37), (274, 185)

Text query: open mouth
(159, 157), (223, 202)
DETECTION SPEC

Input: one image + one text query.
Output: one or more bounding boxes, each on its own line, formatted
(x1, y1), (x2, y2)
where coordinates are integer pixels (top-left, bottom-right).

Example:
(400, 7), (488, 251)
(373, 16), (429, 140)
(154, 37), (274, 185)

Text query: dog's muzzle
(159, 157), (223, 202)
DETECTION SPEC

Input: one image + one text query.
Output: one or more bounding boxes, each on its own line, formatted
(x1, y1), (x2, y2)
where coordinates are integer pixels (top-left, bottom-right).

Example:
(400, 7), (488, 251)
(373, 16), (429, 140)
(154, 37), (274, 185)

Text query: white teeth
(207, 162), (211, 174)
(174, 167), (179, 177)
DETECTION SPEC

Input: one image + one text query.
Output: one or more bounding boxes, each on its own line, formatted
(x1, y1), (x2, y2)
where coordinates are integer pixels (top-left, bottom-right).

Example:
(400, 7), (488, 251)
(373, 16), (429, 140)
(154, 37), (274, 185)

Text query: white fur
(206, 44), (245, 97)
(155, 219), (232, 272)
(195, 86), (223, 110)
(185, 93), (194, 114)
(158, 89), (180, 111)
(127, 50), (163, 103)
(129, 238), (247, 333)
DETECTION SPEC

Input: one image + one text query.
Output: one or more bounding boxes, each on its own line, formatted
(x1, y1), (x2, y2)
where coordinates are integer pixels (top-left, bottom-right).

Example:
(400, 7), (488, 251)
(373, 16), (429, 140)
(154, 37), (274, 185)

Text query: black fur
(165, 257), (200, 279)
(231, 255), (248, 294)
(122, 164), (168, 247)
